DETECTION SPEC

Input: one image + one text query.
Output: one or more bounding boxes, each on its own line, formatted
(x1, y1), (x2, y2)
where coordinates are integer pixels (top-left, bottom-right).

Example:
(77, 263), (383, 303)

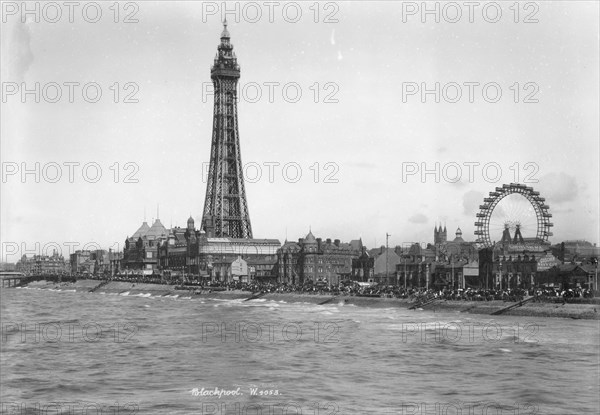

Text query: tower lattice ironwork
(201, 21), (253, 238)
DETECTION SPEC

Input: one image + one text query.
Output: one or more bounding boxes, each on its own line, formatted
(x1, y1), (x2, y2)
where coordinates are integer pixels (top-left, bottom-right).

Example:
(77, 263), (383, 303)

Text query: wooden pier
(0, 274), (73, 288)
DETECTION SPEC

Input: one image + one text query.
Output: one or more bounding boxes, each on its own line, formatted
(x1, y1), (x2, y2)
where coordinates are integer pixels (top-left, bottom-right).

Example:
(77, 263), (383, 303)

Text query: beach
(15, 279), (600, 320)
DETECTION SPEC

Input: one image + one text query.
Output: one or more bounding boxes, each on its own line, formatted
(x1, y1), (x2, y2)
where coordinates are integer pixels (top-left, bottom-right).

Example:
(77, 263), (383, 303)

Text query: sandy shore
(14, 279), (600, 320)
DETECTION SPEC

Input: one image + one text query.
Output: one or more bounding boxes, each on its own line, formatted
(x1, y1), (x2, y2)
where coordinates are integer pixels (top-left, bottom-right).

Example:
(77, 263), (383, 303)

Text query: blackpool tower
(201, 21), (253, 238)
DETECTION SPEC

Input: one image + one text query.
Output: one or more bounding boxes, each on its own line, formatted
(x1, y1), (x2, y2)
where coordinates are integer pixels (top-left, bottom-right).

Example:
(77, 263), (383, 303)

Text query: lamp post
(385, 233), (390, 285)
(451, 256), (455, 290)
(403, 256), (407, 290)
(499, 257), (503, 290)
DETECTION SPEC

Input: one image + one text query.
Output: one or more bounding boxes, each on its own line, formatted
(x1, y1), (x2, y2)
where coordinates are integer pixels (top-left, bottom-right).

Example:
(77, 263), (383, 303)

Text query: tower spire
(221, 18), (230, 40)
(202, 25), (251, 238)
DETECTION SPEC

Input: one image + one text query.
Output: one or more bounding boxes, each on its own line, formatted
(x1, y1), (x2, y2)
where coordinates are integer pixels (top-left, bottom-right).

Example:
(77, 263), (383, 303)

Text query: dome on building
(453, 227), (465, 242)
(304, 230), (317, 244)
(131, 221), (150, 239)
(187, 216), (195, 228)
(146, 219), (168, 239)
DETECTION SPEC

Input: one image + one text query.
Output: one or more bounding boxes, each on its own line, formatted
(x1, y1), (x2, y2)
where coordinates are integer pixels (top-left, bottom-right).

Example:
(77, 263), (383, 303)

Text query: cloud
(536, 173), (578, 204)
(463, 190), (483, 215)
(408, 213), (428, 224)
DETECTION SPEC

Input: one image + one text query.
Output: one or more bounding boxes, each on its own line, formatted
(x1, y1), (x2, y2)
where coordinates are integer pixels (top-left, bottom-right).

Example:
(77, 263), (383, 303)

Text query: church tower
(201, 21), (253, 238)
(434, 223), (448, 245)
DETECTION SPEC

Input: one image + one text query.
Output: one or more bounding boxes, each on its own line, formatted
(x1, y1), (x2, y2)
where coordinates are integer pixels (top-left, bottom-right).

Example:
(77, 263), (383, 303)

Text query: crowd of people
(76, 274), (594, 302)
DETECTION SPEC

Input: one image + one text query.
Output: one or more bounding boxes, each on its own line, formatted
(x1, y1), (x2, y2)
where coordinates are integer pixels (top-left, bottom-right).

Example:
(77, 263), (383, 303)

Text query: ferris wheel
(474, 183), (553, 248)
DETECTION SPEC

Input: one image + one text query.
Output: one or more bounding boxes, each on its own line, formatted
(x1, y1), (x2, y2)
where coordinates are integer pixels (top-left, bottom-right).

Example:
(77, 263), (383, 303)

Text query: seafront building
(70, 250), (110, 276)
(276, 231), (364, 285)
(15, 251), (69, 275)
(121, 218), (168, 273)
(158, 216), (279, 282)
(120, 216), (280, 281)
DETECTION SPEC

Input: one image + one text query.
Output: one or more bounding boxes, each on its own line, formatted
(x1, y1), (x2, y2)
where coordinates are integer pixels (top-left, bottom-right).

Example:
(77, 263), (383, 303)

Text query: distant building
(434, 224), (447, 246)
(156, 216), (280, 282)
(538, 263), (596, 290)
(108, 250), (123, 275)
(16, 251), (69, 275)
(553, 240), (600, 262)
(370, 247), (402, 284)
(432, 225), (478, 263)
(122, 219), (169, 274)
(0, 262), (16, 272)
(70, 250), (110, 276)
(396, 243), (437, 288)
(478, 248), (538, 290)
(351, 248), (374, 282)
(247, 255), (278, 282)
(276, 231), (363, 285)
(431, 259), (469, 289)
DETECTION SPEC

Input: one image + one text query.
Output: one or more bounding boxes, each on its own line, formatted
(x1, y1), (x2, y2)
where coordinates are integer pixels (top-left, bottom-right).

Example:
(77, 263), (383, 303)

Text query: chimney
(334, 239), (340, 247)
(316, 238), (322, 249)
(299, 238), (304, 244)
(326, 238), (332, 244)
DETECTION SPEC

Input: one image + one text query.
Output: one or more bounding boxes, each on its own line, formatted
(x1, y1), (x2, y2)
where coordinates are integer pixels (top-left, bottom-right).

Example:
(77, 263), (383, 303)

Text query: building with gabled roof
(155, 216), (280, 281)
(276, 231), (363, 285)
(122, 218), (170, 273)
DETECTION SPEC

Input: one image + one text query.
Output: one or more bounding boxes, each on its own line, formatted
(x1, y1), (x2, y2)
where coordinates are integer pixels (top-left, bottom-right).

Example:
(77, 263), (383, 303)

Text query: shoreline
(10, 279), (600, 320)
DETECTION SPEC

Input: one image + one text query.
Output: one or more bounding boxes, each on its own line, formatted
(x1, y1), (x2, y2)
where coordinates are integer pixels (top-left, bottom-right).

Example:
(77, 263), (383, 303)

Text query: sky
(1, 1), (599, 262)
